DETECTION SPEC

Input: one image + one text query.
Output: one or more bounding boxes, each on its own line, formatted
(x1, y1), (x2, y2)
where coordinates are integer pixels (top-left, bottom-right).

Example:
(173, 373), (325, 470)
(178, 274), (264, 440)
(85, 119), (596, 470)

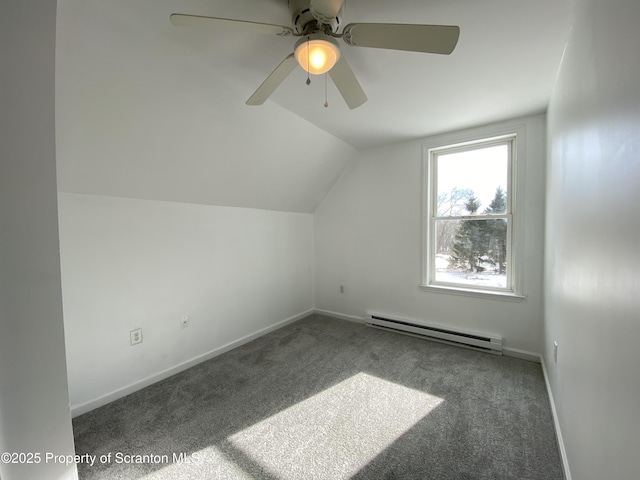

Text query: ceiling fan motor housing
(289, 0), (341, 34)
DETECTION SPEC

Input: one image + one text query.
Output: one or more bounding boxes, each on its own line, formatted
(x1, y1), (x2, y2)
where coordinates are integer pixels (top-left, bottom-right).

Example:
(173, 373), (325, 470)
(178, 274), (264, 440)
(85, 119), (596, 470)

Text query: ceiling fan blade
(170, 14), (293, 36)
(309, 0), (344, 22)
(328, 56), (367, 110)
(246, 53), (298, 106)
(342, 23), (460, 55)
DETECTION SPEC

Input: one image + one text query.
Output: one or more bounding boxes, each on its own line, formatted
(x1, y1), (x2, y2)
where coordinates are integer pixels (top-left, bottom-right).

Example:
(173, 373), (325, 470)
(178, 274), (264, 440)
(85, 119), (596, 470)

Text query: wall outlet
(180, 314), (189, 329)
(340, 285), (345, 294)
(130, 328), (142, 346)
(553, 341), (558, 363)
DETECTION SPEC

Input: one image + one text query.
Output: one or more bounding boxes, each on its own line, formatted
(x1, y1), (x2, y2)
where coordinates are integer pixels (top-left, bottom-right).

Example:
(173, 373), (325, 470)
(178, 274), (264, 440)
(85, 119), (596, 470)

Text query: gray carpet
(73, 315), (564, 479)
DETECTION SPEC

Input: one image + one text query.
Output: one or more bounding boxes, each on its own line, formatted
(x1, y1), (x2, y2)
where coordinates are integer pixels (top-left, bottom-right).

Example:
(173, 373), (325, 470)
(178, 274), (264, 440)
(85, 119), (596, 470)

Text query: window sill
(419, 284), (526, 302)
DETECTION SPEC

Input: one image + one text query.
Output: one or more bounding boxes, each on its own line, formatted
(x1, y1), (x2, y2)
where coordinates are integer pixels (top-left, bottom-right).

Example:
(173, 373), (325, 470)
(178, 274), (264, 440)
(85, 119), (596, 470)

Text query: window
(423, 133), (523, 298)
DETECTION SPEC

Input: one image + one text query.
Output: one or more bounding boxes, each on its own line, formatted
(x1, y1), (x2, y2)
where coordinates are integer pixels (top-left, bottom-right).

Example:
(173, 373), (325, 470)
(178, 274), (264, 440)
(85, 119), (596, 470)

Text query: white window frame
(421, 124), (527, 301)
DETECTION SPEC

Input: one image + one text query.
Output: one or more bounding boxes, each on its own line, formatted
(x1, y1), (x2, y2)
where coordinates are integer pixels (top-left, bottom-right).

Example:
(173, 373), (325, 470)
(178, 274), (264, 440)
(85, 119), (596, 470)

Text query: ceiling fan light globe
(294, 37), (340, 75)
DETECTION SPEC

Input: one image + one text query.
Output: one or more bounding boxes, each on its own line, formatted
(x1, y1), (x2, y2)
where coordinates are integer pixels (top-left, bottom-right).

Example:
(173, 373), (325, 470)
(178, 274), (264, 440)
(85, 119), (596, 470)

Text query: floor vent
(365, 312), (503, 355)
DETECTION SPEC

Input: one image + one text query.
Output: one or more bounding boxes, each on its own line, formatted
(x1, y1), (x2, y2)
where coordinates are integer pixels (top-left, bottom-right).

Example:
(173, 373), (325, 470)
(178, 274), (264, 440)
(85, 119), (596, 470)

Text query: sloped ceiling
(55, 0), (570, 213)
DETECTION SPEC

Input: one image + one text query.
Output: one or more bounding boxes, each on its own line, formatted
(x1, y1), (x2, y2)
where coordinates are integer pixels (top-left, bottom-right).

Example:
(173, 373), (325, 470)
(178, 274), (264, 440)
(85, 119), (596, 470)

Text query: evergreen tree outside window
(425, 136), (517, 294)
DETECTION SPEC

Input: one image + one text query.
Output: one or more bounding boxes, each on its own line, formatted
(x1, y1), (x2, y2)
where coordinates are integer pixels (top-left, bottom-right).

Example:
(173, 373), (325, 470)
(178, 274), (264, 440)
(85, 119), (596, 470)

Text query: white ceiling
(55, 0), (570, 212)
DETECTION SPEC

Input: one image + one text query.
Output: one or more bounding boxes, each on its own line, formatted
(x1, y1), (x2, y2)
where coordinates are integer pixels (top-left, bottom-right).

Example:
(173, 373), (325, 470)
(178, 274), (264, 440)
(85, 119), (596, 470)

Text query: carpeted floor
(73, 314), (564, 479)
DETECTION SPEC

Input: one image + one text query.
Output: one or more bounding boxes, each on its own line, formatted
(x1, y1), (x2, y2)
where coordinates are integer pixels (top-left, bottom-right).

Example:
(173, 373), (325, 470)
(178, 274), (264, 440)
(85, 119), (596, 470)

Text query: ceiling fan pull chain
(324, 73), (329, 108)
(306, 36), (311, 85)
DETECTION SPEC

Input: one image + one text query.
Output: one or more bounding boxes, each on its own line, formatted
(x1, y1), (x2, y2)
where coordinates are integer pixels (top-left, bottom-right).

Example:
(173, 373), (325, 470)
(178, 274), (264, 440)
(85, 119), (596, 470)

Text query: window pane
(436, 144), (508, 216)
(434, 218), (508, 289)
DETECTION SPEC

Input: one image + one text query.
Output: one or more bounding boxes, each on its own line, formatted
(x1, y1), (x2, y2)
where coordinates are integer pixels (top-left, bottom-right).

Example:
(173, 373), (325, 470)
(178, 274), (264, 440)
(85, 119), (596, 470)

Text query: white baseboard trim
(502, 347), (541, 363)
(71, 309), (314, 417)
(313, 308), (365, 324)
(541, 356), (572, 480)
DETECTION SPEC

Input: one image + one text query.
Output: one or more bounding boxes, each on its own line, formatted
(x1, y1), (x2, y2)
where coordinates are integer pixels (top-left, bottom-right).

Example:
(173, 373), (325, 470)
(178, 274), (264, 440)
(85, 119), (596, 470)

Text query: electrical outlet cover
(130, 328), (142, 346)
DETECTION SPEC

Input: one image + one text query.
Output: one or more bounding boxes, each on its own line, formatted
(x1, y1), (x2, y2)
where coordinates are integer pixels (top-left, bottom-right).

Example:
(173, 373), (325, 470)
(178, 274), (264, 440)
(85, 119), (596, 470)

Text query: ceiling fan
(170, 0), (460, 109)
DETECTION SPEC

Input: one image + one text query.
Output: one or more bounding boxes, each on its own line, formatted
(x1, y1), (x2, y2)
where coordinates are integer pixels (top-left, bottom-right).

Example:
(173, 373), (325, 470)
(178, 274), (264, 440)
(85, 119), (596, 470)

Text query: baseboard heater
(365, 312), (503, 355)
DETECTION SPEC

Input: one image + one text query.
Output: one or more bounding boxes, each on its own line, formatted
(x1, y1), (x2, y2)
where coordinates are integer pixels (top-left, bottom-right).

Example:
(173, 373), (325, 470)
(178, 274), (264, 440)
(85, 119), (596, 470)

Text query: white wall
(314, 115), (547, 355)
(58, 193), (314, 414)
(0, 1), (78, 479)
(544, 1), (640, 479)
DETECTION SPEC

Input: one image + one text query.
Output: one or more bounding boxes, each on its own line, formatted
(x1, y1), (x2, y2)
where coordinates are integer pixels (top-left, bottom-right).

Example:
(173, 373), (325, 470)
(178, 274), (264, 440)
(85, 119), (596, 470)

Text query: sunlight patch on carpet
(228, 372), (443, 479)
